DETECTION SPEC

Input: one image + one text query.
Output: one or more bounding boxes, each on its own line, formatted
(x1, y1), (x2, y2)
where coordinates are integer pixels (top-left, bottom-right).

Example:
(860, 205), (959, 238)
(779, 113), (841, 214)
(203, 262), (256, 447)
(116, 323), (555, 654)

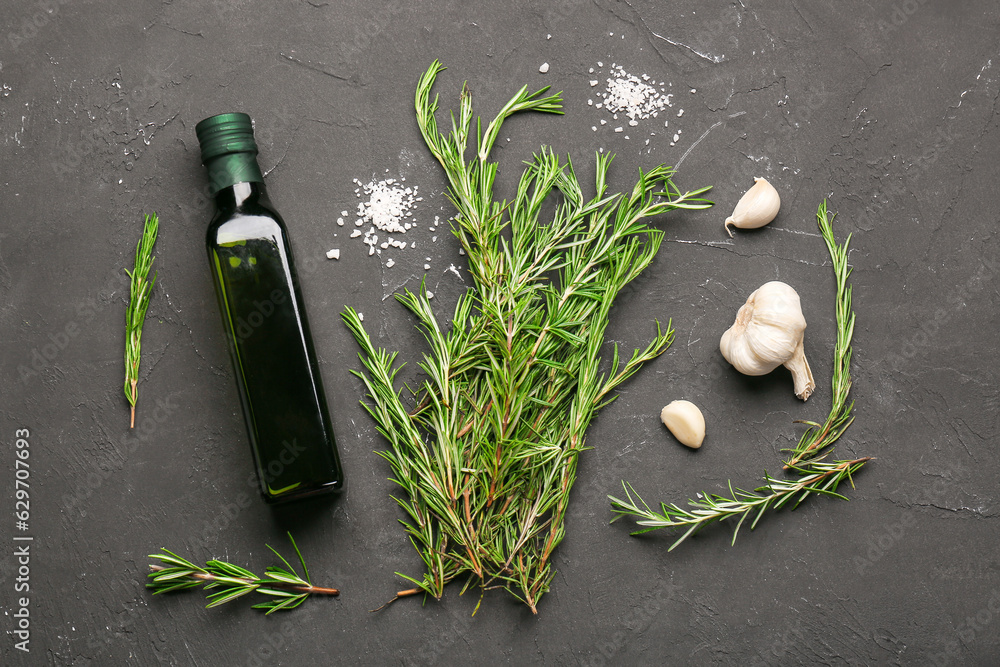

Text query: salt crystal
(350, 230), (362, 238)
(614, 127), (623, 132)
(590, 80), (599, 87)
(426, 291), (434, 300)
(337, 217), (344, 226)
(597, 61), (603, 67)
(358, 312), (364, 321)
(673, 133), (679, 141)
(628, 120), (638, 126)
(386, 258), (395, 268)
(341, 210), (348, 217)
(326, 248), (340, 260)
(424, 263), (431, 270)
(677, 109), (684, 117)
(690, 88), (696, 94)
(600, 119), (607, 125)
(547, 33), (551, 39)
(539, 62), (550, 73)
(592, 126), (597, 131)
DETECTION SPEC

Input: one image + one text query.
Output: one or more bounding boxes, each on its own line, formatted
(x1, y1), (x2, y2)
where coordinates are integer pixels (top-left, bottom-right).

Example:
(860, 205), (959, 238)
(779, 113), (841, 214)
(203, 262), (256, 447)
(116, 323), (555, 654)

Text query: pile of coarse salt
(334, 173), (423, 265)
(587, 62), (687, 146)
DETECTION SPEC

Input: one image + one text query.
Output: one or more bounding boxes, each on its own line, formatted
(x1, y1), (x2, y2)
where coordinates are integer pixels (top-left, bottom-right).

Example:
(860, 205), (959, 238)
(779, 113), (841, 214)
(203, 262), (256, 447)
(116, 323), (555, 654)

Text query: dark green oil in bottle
(197, 113), (344, 503)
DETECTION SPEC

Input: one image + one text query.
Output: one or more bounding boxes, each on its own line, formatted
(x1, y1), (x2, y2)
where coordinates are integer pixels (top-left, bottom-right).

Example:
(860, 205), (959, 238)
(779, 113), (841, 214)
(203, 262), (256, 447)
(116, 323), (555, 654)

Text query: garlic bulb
(660, 400), (706, 449)
(719, 281), (815, 400)
(725, 177), (780, 237)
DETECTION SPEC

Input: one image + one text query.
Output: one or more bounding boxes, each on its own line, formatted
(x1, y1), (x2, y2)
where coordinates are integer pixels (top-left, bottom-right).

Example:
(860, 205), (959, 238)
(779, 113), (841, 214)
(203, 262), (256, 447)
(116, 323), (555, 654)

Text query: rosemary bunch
(609, 201), (870, 548)
(344, 60), (712, 613)
(146, 534), (339, 614)
(124, 212), (159, 428)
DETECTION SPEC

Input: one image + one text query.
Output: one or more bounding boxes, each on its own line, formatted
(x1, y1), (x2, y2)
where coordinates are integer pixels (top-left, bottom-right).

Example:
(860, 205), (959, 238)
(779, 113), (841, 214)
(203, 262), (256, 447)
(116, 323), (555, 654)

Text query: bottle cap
(195, 113), (264, 195)
(195, 112), (259, 163)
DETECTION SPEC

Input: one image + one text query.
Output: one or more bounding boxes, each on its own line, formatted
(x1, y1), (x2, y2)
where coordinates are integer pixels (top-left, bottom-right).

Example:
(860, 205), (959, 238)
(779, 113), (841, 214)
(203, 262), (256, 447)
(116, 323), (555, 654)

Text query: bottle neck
(213, 181), (267, 213)
(204, 150), (264, 197)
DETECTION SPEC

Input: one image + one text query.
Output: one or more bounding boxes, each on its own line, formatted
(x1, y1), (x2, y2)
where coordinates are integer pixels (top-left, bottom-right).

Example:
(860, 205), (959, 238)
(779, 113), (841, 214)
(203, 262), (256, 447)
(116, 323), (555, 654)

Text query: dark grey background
(2, 0), (998, 664)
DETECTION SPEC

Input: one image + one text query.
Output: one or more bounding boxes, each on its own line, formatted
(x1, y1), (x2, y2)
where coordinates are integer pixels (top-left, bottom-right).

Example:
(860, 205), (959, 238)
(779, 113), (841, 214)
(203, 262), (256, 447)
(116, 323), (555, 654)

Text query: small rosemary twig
(124, 212), (159, 428)
(146, 533), (338, 614)
(610, 201), (870, 548)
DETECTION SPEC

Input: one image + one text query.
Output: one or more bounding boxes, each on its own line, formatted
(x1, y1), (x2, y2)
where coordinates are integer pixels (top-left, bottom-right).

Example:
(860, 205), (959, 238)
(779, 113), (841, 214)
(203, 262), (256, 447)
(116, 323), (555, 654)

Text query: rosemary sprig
(784, 201), (855, 467)
(609, 201), (870, 548)
(609, 458), (871, 549)
(124, 212), (159, 428)
(146, 533), (339, 614)
(344, 60), (712, 613)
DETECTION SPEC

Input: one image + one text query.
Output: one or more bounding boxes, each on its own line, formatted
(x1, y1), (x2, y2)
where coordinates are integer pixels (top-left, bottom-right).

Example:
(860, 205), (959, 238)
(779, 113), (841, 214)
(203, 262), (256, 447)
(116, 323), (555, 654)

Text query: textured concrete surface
(2, 0), (999, 664)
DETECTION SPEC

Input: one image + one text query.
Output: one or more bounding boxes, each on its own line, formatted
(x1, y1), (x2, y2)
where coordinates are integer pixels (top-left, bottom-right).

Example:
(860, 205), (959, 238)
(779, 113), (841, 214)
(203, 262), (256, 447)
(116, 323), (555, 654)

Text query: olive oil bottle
(196, 112), (344, 503)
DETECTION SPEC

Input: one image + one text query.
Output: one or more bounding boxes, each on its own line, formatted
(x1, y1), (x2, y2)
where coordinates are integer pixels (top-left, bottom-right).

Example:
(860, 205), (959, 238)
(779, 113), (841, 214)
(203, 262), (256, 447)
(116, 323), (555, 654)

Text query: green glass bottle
(196, 112), (344, 503)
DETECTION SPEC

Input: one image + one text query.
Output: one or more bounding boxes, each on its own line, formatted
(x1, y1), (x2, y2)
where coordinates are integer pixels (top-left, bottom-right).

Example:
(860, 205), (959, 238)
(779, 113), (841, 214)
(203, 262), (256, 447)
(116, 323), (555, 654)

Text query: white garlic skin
(719, 281), (815, 400)
(660, 400), (706, 449)
(725, 177), (780, 237)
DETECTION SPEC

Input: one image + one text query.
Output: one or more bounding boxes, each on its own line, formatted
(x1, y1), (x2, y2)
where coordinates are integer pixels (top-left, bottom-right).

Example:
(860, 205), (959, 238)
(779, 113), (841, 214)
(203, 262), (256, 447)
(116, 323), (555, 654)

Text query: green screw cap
(195, 112), (259, 163)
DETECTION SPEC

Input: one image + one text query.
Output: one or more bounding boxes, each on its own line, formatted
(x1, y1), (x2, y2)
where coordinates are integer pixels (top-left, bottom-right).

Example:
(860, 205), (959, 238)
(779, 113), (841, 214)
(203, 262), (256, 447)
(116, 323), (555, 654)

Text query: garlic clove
(725, 177), (780, 237)
(660, 400), (706, 449)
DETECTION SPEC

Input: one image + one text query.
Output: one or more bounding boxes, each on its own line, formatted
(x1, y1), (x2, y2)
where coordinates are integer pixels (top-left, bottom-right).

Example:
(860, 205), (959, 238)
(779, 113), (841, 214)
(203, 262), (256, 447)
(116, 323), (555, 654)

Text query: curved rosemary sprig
(344, 60), (712, 613)
(784, 201), (855, 467)
(146, 533), (339, 614)
(124, 212), (159, 428)
(609, 201), (869, 548)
